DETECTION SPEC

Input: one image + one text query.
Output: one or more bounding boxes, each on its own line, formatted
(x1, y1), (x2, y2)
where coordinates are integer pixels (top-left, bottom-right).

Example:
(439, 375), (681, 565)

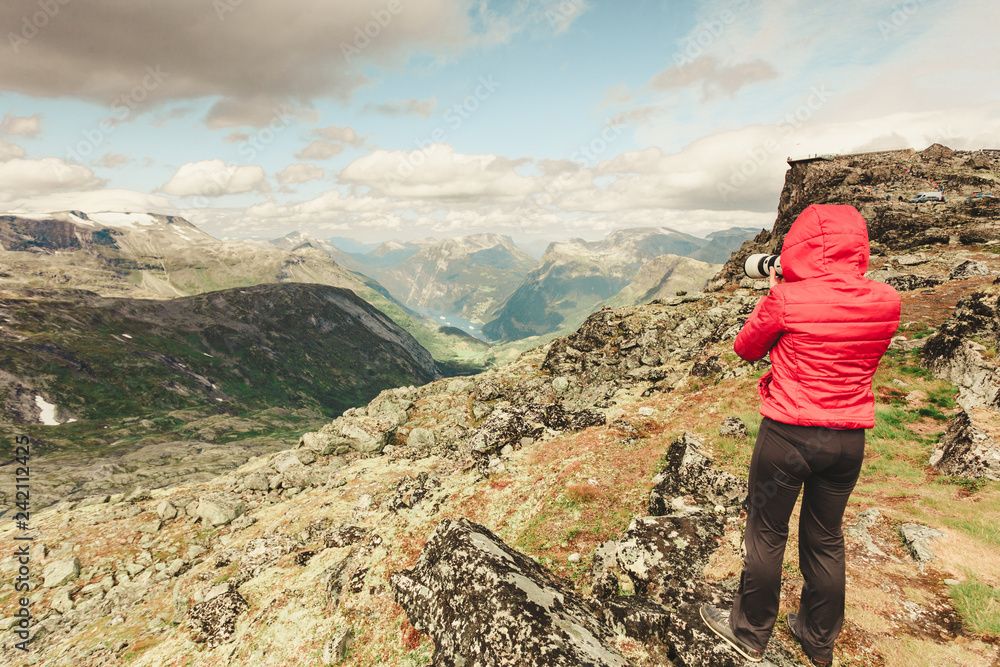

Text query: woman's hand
(769, 265), (784, 289)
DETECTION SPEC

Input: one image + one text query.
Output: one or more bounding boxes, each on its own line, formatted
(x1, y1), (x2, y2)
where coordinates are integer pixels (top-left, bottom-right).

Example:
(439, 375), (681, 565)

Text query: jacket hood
(780, 204), (870, 281)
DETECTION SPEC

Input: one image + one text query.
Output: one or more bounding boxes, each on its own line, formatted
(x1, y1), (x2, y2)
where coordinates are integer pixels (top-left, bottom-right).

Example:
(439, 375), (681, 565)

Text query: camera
(744, 254), (782, 280)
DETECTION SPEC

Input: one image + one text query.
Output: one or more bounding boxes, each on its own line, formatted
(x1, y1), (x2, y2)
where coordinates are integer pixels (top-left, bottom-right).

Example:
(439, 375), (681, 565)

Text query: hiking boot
(786, 612), (831, 665)
(699, 604), (764, 663)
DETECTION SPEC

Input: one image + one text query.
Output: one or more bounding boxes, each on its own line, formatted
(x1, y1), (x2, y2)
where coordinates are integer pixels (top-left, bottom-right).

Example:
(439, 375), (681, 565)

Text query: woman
(700, 204), (901, 665)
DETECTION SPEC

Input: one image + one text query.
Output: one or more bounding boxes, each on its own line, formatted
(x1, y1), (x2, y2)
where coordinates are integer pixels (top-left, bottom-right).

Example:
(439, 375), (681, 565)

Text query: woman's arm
(734, 276), (785, 362)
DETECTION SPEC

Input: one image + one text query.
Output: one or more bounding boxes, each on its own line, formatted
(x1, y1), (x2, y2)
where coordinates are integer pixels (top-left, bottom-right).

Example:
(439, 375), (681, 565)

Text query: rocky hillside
(0, 282), (438, 509)
(4, 148), (1000, 667)
(0, 212), (480, 367)
(481, 227), (753, 342)
(363, 233), (538, 323)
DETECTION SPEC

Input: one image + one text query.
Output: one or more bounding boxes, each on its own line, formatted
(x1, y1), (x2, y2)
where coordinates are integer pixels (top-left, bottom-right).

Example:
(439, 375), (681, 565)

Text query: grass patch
(951, 576), (1000, 635)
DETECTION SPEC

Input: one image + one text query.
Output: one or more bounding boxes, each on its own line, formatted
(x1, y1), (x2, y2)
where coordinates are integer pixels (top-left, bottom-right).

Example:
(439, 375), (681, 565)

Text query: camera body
(744, 254), (782, 280)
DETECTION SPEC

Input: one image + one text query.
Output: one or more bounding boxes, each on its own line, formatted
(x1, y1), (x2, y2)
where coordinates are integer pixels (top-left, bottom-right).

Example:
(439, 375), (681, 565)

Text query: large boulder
(391, 518), (632, 667)
(930, 409), (1000, 480)
(196, 494), (247, 526)
(318, 414), (398, 454)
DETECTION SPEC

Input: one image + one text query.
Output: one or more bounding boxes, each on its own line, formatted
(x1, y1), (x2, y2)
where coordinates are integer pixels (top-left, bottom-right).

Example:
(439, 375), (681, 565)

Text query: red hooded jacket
(734, 205), (901, 429)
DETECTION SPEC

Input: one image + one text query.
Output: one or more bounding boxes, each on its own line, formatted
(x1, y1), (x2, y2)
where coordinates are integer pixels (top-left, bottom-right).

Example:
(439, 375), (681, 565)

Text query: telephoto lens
(743, 254), (782, 279)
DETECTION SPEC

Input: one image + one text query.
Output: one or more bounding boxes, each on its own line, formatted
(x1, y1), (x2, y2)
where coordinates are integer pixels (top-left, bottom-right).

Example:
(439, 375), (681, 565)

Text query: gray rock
(196, 494), (247, 527)
(930, 410), (1000, 480)
(242, 472), (270, 492)
(322, 627), (355, 665)
(899, 523), (945, 564)
(407, 427), (436, 447)
(165, 559), (187, 577)
(391, 517), (632, 666)
(51, 587), (74, 614)
(616, 513), (724, 597)
(42, 558), (80, 588)
(552, 376), (570, 394)
(76, 495), (110, 507)
(138, 519), (162, 534)
(949, 260), (989, 281)
(187, 588), (249, 647)
(320, 414), (396, 454)
(446, 378), (475, 395)
(718, 416), (749, 438)
(156, 500), (178, 521)
(648, 432), (748, 512)
(122, 485), (152, 503)
(232, 534), (299, 586)
(299, 432), (345, 455)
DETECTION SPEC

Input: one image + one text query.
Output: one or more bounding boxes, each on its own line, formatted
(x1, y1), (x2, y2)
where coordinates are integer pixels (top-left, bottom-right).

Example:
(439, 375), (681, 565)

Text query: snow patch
(88, 212), (159, 228)
(121, 333), (132, 339)
(35, 395), (59, 426)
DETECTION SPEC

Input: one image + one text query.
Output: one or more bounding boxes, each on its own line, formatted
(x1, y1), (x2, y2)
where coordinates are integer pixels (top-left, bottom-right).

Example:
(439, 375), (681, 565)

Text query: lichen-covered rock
(391, 517), (631, 667)
(615, 513), (725, 597)
(196, 493), (247, 526)
(949, 260), (990, 281)
(648, 432), (747, 513)
(385, 472), (441, 512)
(187, 587), (249, 647)
(232, 534), (299, 585)
(718, 416), (749, 439)
(929, 409), (1000, 480)
(322, 626), (355, 665)
(899, 523), (946, 564)
(319, 413), (398, 453)
(465, 402), (605, 472)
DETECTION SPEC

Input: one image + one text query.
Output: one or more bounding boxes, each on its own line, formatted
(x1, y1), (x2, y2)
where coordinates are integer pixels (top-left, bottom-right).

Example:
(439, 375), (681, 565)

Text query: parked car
(909, 191), (945, 203)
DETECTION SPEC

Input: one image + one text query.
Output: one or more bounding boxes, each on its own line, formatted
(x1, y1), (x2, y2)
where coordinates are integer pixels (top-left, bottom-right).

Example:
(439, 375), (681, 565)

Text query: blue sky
(1, 0), (998, 243)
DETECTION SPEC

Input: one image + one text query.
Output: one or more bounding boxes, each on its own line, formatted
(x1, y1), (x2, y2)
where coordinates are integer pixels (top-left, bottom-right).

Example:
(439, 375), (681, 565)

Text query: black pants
(729, 417), (865, 663)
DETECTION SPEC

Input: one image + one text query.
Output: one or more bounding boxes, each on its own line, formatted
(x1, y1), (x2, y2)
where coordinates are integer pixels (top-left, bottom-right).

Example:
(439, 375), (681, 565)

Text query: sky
(1, 0), (998, 244)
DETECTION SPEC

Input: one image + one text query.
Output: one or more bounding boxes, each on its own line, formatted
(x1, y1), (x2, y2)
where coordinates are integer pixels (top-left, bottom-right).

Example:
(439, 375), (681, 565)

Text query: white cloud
(0, 0), (473, 126)
(97, 153), (129, 168)
(276, 163), (326, 184)
(313, 126), (362, 144)
(0, 114), (41, 137)
(340, 143), (539, 202)
(2, 189), (174, 215)
(0, 158), (105, 196)
(0, 140), (26, 161)
(296, 141), (346, 161)
(161, 159), (268, 197)
(363, 97), (437, 117)
(650, 55), (779, 100)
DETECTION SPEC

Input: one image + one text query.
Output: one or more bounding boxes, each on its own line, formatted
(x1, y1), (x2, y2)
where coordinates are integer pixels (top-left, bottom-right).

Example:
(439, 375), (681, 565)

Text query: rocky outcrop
(714, 145), (1000, 285)
(465, 402), (605, 473)
(647, 432), (748, 513)
(922, 286), (1000, 409)
(391, 517), (634, 667)
(542, 297), (758, 393)
(929, 409), (1000, 480)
